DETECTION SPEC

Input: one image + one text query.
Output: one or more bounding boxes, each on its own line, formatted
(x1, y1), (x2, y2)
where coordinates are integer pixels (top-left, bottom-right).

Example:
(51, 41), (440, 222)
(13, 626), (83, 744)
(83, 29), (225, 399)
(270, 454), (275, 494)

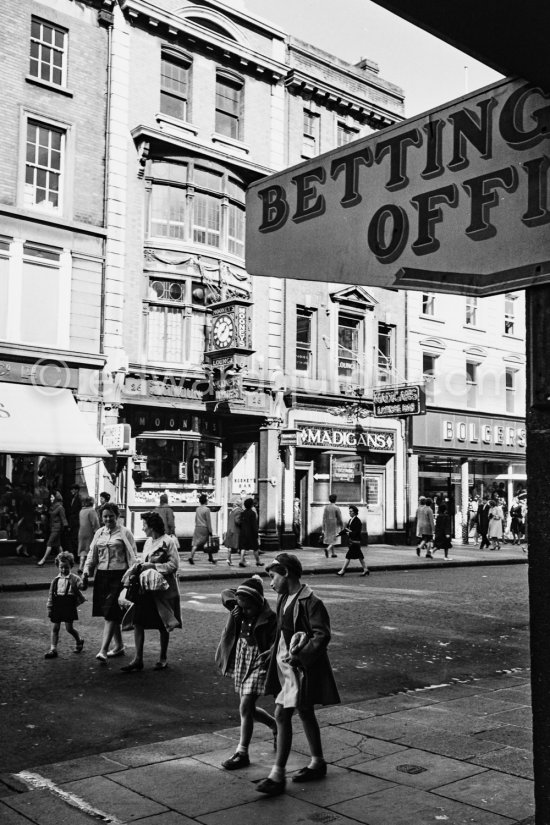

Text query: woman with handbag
(120, 511), (181, 672)
(488, 498), (504, 551)
(189, 494), (214, 564)
(337, 506), (369, 577)
(82, 503), (138, 662)
(238, 497), (262, 568)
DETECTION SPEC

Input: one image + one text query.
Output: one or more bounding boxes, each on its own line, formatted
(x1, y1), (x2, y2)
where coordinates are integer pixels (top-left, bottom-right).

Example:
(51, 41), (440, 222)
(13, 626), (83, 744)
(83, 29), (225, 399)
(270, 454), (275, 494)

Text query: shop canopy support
(526, 285), (550, 821)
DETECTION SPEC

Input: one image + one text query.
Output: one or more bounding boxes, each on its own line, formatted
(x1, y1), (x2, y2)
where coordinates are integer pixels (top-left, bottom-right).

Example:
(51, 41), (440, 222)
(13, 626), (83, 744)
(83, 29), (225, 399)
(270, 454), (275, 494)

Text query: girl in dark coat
(256, 553), (340, 797)
(337, 506), (369, 576)
(37, 492), (68, 566)
(432, 503), (453, 559)
(215, 576), (277, 770)
(238, 497), (262, 567)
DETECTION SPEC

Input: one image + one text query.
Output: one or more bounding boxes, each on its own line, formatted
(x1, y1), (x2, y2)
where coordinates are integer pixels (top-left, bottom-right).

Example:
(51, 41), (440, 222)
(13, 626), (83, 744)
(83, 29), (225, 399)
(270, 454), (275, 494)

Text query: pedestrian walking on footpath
(321, 494), (343, 558)
(238, 497), (262, 568)
(432, 503), (453, 559)
(488, 498), (504, 551)
(120, 511), (181, 672)
(189, 494), (214, 564)
(256, 553), (340, 797)
(154, 493), (176, 536)
(337, 506), (369, 576)
(82, 503), (138, 662)
(37, 492), (68, 566)
(223, 495), (242, 566)
(77, 496), (100, 574)
(415, 496), (435, 558)
(67, 484), (82, 556)
(44, 552), (85, 659)
(477, 494), (491, 549)
(509, 497), (524, 545)
(96, 491), (111, 523)
(215, 575), (277, 769)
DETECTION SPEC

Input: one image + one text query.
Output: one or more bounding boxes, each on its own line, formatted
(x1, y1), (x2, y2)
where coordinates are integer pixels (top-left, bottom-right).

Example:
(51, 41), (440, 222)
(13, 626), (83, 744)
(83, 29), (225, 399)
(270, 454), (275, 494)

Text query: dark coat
(215, 588), (277, 675)
(238, 508), (259, 550)
(477, 502), (491, 533)
(434, 513), (452, 550)
(346, 515), (364, 544)
(265, 584), (340, 707)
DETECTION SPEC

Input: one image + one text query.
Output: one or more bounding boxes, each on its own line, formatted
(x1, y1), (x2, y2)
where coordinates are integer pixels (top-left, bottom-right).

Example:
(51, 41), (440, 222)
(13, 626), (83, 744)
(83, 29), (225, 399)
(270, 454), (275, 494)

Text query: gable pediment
(330, 285), (378, 310)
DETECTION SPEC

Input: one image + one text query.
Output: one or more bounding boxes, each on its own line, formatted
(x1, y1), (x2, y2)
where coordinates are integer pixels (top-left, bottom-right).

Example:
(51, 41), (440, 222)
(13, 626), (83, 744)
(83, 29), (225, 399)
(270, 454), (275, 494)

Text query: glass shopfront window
(135, 437), (216, 488)
(330, 454), (362, 501)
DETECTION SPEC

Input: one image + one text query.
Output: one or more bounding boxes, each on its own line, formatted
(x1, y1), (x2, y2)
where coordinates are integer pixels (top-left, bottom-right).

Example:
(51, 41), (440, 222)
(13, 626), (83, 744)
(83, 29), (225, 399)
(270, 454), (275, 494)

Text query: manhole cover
(396, 764), (428, 775)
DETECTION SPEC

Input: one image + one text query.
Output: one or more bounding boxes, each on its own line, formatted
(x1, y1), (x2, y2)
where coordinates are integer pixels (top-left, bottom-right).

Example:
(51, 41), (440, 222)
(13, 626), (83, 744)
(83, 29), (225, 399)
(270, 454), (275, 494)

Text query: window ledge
(26, 75), (73, 97)
(419, 314), (444, 323)
(463, 325), (487, 333)
(503, 333), (523, 341)
(211, 133), (249, 155)
(155, 113), (198, 137)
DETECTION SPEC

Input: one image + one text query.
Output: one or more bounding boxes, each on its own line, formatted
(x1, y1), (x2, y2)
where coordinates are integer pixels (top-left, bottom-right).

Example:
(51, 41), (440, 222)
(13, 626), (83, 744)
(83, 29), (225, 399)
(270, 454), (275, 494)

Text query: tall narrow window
(147, 278), (186, 363)
(227, 203), (245, 257)
(25, 120), (64, 210)
(30, 18), (67, 86)
(149, 185), (186, 239)
(465, 296), (478, 326)
(338, 315), (361, 382)
(466, 361), (478, 408)
(302, 109), (320, 158)
(160, 55), (190, 121)
(296, 308), (313, 374)
(215, 74), (243, 140)
(193, 193), (220, 247)
(422, 353), (436, 402)
(21, 243), (62, 346)
(378, 323), (394, 383)
(506, 368), (516, 413)
(504, 293), (516, 335)
(421, 293), (435, 316)
(337, 121), (358, 146)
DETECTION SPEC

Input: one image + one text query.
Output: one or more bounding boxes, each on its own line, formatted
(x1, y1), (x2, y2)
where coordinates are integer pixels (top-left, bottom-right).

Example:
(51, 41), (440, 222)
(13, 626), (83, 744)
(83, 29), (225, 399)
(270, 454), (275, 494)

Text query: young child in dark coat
(256, 553), (340, 797)
(215, 575), (277, 769)
(45, 552), (85, 658)
(433, 503), (453, 559)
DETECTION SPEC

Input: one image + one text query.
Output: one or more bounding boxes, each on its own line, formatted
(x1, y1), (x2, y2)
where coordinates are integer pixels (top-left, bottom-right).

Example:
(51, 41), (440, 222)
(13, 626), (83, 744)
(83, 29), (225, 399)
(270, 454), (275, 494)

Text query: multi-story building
(406, 289), (526, 538)
(0, 0), (110, 513)
(101, 0), (405, 545)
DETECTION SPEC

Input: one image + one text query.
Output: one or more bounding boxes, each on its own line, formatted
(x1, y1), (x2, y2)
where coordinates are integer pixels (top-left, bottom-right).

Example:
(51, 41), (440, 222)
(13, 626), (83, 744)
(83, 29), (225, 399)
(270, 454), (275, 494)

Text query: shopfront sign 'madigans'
(297, 424), (395, 452)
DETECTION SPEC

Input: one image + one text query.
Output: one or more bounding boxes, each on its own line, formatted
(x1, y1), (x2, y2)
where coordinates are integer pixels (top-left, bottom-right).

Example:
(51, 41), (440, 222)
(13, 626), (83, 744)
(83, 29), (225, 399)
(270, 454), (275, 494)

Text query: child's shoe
(75, 638), (85, 653)
(222, 752), (250, 770)
(44, 650), (58, 659)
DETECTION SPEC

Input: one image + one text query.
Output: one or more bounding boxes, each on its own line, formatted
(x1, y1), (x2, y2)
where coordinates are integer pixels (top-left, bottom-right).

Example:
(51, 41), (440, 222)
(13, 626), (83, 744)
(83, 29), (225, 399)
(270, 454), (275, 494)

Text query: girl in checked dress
(215, 575), (277, 769)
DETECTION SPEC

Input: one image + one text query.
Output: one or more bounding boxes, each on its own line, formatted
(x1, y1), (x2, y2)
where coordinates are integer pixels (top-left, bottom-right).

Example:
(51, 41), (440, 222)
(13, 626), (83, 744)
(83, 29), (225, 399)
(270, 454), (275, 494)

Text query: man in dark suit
(477, 494), (491, 549)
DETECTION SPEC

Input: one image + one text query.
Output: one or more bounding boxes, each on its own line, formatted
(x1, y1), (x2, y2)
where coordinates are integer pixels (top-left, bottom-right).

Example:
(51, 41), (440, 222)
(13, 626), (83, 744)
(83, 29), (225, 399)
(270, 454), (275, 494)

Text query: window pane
(215, 76), (242, 139)
(20, 261), (59, 345)
(228, 203), (244, 256)
(296, 314), (311, 344)
(193, 193), (220, 246)
(0, 256), (9, 338)
(331, 455), (362, 502)
(150, 185), (185, 239)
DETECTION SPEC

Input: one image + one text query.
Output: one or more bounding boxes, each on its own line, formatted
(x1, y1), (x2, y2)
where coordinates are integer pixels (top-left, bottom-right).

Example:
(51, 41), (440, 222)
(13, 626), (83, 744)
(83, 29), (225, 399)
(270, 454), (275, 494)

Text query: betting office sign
(373, 385), (425, 417)
(246, 78), (550, 296)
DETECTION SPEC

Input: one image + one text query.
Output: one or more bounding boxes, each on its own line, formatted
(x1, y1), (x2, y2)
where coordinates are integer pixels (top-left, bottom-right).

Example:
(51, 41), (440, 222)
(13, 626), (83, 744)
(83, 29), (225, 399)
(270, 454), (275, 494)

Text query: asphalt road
(0, 564), (529, 774)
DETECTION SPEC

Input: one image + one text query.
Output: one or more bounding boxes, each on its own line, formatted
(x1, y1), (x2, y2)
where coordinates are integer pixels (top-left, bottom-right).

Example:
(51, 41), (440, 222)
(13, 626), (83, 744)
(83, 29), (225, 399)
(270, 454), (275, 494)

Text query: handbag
(124, 564), (142, 603)
(208, 535), (220, 554)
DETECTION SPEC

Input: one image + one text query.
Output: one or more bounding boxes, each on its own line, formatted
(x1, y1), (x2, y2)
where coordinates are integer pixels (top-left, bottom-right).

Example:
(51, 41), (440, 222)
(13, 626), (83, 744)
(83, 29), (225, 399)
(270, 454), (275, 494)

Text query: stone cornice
(119, 0), (287, 82)
(285, 68), (404, 126)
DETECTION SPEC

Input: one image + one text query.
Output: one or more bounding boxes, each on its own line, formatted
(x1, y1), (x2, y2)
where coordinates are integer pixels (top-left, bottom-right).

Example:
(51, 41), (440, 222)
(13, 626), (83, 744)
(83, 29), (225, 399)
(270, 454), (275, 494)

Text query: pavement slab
(392, 729), (507, 761)
(196, 795), (373, 825)
(110, 756), (263, 817)
(32, 754), (127, 784)
(340, 712), (434, 741)
(394, 706), (506, 735)
(2, 788), (101, 824)
(130, 814), (201, 825)
(329, 785), (517, 825)
(474, 725), (533, 750)
(347, 692), (439, 716)
(487, 707), (533, 729)
(437, 695), (528, 716)
(290, 724), (383, 762)
(469, 746), (534, 779)
(286, 765), (394, 805)
(61, 775), (168, 821)
(491, 687), (532, 703)
(349, 747), (487, 790)
(315, 705), (376, 725)
(0, 801), (48, 825)
(434, 769), (535, 820)
(105, 733), (229, 768)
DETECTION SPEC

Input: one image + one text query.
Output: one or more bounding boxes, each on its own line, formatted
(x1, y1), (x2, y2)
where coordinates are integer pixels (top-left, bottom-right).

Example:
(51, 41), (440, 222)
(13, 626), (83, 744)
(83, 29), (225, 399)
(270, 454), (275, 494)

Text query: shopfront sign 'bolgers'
(246, 78), (550, 296)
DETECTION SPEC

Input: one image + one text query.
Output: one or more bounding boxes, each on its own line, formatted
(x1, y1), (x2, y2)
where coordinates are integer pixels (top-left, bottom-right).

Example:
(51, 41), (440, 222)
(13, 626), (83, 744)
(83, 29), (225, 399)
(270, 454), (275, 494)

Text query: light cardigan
(84, 525), (138, 574)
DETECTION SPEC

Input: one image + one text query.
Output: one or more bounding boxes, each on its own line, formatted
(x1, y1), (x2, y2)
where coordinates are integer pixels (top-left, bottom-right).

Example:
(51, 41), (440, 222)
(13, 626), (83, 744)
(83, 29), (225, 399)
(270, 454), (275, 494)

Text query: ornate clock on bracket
(211, 313), (235, 350)
(205, 298), (254, 362)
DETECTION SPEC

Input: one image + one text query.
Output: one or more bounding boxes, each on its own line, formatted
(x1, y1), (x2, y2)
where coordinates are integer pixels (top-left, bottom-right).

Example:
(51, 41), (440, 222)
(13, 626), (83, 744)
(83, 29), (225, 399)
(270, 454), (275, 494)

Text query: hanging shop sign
(102, 424), (131, 451)
(297, 423), (395, 452)
(246, 78), (550, 296)
(373, 384), (426, 417)
(213, 375), (244, 405)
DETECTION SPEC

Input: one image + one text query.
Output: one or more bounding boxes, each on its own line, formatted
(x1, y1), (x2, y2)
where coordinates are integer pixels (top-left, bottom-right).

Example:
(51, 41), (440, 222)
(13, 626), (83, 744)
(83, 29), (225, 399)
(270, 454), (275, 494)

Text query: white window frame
(504, 293), (516, 336)
(422, 352), (437, 402)
(337, 120), (359, 146)
(377, 323), (394, 383)
(18, 110), (73, 217)
(296, 306), (314, 376)
(146, 276), (188, 364)
(160, 52), (190, 122)
(338, 312), (362, 384)
(302, 109), (320, 158)
(215, 71), (244, 141)
(30, 17), (67, 87)
(505, 368), (516, 414)
(465, 296), (478, 326)
(466, 361), (478, 408)
(421, 293), (435, 316)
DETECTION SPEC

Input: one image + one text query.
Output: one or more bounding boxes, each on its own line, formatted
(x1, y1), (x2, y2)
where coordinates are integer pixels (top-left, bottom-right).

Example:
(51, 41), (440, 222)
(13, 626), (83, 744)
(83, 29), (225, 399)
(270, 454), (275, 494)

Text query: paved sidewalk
(1, 671), (534, 824)
(0, 541), (528, 591)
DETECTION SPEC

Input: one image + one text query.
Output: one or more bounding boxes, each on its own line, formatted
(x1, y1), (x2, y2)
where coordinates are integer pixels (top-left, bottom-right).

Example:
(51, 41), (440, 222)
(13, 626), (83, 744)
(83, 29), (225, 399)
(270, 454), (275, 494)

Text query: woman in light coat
(224, 496), (242, 566)
(488, 499), (504, 551)
(77, 496), (100, 573)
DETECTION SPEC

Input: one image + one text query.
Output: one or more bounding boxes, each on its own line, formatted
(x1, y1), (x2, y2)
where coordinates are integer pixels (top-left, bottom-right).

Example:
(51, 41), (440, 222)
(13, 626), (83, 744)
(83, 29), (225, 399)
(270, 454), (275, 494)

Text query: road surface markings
(14, 770), (124, 824)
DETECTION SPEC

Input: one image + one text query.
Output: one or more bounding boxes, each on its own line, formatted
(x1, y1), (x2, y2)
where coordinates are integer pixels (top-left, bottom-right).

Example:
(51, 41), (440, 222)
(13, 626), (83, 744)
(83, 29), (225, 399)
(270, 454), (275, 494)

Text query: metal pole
(526, 284), (550, 823)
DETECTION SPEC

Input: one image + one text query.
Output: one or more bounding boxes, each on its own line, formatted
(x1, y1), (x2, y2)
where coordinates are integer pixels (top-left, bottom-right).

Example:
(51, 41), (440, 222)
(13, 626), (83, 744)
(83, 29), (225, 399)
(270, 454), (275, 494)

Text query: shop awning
(0, 383), (109, 457)
(494, 473), (527, 482)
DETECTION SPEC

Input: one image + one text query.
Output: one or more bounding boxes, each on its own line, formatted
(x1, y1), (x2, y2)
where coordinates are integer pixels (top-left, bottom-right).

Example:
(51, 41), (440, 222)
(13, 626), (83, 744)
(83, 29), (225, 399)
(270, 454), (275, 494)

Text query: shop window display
(331, 455), (362, 501)
(135, 437), (215, 488)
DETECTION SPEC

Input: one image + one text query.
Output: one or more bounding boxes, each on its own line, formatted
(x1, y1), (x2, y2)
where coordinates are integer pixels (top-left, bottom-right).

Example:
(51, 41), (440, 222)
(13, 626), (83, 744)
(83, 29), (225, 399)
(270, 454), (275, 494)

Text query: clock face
(212, 314), (234, 349)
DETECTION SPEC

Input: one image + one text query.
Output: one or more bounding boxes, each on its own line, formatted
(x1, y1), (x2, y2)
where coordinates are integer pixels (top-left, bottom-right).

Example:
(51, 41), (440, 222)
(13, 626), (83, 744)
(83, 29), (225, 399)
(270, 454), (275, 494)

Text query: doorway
(294, 463), (311, 546)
